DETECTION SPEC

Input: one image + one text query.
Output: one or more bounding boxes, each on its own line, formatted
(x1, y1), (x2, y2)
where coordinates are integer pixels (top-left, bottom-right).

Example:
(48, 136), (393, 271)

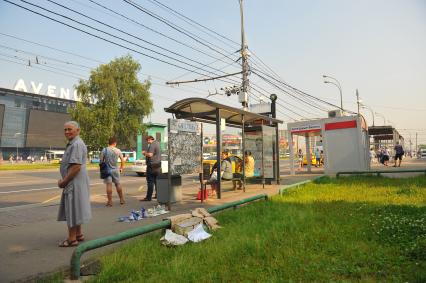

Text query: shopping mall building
(0, 79), (77, 161)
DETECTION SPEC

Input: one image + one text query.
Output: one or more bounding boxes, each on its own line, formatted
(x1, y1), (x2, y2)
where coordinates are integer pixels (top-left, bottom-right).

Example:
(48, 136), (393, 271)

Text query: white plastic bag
(161, 229), (188, 246)
(187, 223), (212, 243)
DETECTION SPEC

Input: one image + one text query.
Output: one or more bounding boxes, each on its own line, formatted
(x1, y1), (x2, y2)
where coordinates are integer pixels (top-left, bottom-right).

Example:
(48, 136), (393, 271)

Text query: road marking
(0, 179), (142, 195)
(42, 194), (61, 204)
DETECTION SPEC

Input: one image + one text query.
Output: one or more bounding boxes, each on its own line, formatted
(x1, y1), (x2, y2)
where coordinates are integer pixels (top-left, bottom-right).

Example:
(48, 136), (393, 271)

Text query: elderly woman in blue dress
(57, 121), (92, 247)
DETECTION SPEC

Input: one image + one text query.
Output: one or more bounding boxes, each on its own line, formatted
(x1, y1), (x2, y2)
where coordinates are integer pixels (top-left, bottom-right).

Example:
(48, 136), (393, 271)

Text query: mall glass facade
(0, 87), (74, 160)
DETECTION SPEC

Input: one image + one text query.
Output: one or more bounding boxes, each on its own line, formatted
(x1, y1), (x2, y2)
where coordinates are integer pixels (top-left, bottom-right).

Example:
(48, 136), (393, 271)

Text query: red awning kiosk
(288, 115), (370, 175)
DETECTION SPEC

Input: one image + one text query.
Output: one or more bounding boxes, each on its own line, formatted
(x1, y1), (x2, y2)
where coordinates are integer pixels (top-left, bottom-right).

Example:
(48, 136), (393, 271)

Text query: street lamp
(374, 112), (386, 125)
(361, 104), (375, 126)
(323, 75), (343, 111)
(14, 132), (21, 161)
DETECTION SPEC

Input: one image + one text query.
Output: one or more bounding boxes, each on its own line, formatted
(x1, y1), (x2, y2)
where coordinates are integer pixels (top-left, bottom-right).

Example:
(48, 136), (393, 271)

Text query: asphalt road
(0, 160), (291, 210)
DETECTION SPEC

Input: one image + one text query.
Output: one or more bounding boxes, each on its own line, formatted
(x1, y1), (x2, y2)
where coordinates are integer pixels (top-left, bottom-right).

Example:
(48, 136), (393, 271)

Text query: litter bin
(157, 173), (182, 204)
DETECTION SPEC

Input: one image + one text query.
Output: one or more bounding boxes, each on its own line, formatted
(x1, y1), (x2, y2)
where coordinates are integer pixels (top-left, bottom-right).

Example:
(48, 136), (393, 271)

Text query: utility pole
(416, 132), (418, 154)
(239, 0), (249, 110)
(356, 89), (360, 115)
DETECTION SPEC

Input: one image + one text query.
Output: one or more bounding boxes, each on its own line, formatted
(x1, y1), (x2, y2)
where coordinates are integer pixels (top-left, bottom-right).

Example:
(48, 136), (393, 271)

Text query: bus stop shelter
(288, 115), (370, 175)
(368, 126), (404, 152)
(165, 98), (283, 199)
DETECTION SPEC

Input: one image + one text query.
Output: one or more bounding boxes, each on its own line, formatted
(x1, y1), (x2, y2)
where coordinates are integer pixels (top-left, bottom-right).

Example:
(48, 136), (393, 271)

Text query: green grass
(87, 176), (426, 282)
(0, 163), (61, 170)
(0, 162), (100, 170)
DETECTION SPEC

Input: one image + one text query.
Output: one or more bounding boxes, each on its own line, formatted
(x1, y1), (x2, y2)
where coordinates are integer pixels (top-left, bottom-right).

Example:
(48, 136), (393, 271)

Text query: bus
(90, 150), (136, 163)
(45, 150), (64, 164)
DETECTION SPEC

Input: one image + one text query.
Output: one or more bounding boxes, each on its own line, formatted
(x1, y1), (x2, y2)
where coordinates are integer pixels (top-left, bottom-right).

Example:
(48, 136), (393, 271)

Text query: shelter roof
(368, 126), (404, 141)
(164, 97), (282, 127)
(368, 126), (394, 136)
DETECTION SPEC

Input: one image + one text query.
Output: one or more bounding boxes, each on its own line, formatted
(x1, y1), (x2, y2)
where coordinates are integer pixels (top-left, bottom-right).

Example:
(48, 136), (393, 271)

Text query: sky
(0, 0), (425, 143)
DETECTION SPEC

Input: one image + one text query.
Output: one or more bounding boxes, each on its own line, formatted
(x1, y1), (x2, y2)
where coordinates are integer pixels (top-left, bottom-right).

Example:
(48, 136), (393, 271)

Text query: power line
(87, 0), (241, 67)
(122, 0), (238, 63)
(0, 57), (83, 79)
(45, 0), (242, 80)
(146, 0), (240, 49)
(3, 0), (239, 81)
(0, 32), (103, 64)
(20, 0), (239, 80)
(0, 43), (92, 70)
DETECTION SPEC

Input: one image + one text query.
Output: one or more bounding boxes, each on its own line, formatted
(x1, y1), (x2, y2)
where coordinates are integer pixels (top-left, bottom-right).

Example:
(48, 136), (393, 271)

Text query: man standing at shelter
(57, 121), (91, 247)
(394, 141), (404, 167)
(141, 136), (161, 201)
(100, 137), (125, 206)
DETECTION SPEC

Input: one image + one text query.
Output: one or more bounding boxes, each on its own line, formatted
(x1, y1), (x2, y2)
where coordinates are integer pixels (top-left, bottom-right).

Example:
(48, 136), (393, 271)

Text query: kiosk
(288, 115), (370, 175)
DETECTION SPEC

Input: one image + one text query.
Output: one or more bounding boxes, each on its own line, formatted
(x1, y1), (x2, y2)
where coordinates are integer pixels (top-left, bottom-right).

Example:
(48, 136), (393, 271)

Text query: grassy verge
(0, 163), (100, 170)
(87, 176), (425, 282)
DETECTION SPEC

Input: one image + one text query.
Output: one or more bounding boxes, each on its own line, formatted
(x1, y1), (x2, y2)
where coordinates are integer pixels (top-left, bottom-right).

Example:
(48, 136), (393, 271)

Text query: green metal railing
(336, 169), (426, 178)
(278, 176), (325, 195)
(70, 194), (268, 280)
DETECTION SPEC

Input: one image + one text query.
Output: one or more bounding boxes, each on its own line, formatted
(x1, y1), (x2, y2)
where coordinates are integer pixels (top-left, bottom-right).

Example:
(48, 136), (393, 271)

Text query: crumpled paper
(160, 229), (189, 246)
(187, 223), (212, 243)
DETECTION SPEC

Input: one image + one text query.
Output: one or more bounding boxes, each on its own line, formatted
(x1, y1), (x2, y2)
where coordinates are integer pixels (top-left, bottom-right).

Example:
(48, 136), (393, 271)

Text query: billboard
(26, 109), (70, 148)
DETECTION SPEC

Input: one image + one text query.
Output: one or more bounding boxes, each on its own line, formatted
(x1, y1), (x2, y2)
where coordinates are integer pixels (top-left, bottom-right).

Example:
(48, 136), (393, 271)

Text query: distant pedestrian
(140, 136), (161, 201)
(383, 147), (390, 166)
(315, 148), (321, 167)
(297, 149), (303, 170)
(57, 121), (91, 247)
(393, 142), (404, 167)
(100, 137), (125, 207)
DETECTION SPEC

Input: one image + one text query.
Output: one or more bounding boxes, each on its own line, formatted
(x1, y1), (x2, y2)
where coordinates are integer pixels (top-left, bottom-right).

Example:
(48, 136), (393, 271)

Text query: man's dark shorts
(395, 153), (403, 161)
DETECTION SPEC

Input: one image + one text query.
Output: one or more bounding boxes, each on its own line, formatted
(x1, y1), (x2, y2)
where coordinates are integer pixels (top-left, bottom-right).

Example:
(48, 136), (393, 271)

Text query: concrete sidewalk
(0, 173), (320, 282)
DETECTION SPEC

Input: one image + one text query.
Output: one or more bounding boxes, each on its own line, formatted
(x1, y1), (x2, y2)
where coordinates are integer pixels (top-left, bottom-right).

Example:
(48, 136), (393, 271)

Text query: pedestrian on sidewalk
(315, 148), (321, 167)
(383, 147), (390, 166)
(140, 136), (161, 201)
(393, 141), (404, 167)
(100, 137), (125, 207)
(57, 121), (91, 247)
(297, 149), (303, 170)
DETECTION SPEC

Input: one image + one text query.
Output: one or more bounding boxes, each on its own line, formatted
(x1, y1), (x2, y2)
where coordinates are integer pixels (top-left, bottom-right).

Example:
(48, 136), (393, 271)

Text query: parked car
(131, 154), (168, 176)
(303, 156), (317, 166)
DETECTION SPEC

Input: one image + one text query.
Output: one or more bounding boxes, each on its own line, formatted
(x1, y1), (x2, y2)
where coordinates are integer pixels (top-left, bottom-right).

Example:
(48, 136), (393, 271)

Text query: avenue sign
(13, 79), (79, 101)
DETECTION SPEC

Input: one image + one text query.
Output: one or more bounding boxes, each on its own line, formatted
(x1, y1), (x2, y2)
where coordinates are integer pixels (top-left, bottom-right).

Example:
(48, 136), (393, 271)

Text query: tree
(70, 55), (153, 150)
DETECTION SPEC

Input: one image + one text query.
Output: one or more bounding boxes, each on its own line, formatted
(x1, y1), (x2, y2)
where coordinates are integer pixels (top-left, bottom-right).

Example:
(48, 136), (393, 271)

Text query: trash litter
(187, 223), (212, 243)
(191, 207), (210, 218)
(118, 205), (169, 223)
(174, 217), (203, 236)
(161, 208), (219, 245)
(160, 229), (189, 246)
(203, 216), (221, 230)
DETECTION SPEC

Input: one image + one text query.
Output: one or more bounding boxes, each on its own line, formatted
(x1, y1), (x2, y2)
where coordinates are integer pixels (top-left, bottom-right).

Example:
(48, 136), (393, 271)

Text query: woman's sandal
(120, 199), (125, 205)
(59, 239), (79, 247)
(105, 202), (113, 207)
(76, 234), (85, 242)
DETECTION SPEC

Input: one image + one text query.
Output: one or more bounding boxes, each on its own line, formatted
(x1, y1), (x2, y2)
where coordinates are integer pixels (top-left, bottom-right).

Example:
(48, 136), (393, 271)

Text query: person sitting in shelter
(207, 151), (233, 197)
(244, 151), (255, 177)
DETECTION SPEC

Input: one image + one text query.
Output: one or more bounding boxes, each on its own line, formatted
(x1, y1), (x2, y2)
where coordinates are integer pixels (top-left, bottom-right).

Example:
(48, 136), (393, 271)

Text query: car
(303, 156), (317, 166)
(203, 155), (243, 174)
(131, 154), (168, 176)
